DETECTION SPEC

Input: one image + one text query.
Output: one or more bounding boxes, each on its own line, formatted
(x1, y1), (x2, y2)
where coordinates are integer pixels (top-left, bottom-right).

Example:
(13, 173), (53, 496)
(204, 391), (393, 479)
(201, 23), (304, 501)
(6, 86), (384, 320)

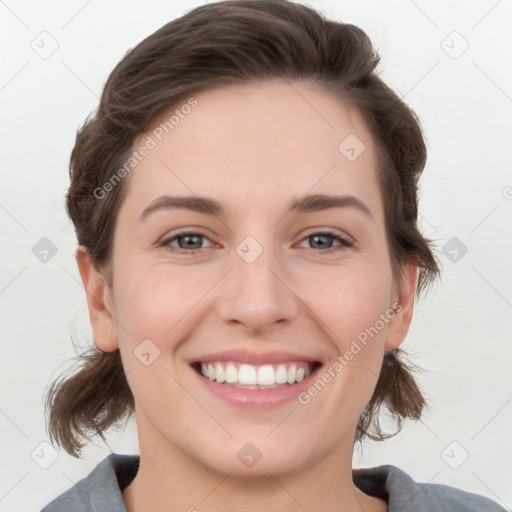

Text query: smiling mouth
(191, 361), (322, 389)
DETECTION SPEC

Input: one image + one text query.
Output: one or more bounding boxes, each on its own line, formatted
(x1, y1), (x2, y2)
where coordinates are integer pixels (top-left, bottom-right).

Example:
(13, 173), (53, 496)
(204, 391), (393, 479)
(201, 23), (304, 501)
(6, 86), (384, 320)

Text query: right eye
(160, 231), (215, 255)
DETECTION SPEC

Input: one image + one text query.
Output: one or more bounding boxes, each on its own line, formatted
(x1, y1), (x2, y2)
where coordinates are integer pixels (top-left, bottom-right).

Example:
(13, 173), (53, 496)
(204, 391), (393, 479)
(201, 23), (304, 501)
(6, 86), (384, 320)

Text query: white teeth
(257, 365), (275, 386)
(287, 365), (296, 384)
(238, 364), (257, 385)
(275, 364), (288, 384)
(225, 363), (238, 384)
(197, 361), (313, 386)
(214, 363), (226, 383)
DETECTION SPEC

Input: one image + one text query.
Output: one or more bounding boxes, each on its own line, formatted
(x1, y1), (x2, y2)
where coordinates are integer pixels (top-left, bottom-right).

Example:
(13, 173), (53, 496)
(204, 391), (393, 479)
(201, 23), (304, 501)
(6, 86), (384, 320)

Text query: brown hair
(44, 0), (440, 458)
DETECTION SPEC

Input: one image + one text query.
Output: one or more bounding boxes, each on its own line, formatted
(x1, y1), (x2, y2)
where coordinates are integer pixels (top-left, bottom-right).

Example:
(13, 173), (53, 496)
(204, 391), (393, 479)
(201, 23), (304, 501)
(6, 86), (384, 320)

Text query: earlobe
(384, 263), (418, 351)
(75, 246), (119, 352)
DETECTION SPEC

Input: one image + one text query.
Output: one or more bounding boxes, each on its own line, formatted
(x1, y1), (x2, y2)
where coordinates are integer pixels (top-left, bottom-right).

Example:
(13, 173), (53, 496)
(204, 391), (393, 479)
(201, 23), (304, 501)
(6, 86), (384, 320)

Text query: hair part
(44, 0), (440, 458)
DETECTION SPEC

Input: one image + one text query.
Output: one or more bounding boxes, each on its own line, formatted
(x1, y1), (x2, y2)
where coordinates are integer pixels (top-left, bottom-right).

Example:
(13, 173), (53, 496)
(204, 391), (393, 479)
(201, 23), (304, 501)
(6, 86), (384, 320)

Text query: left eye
(160, 230), (353, 255)
(297, 231), (354, 253)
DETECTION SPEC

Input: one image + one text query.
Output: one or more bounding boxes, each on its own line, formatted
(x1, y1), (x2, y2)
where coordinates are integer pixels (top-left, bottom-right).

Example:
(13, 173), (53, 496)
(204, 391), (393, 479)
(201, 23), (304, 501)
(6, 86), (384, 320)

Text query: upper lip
(189, 349), (321, 366)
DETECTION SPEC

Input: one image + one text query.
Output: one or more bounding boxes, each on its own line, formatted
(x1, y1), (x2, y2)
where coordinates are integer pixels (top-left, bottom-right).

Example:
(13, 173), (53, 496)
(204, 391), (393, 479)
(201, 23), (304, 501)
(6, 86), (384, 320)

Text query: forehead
(123, 79), (382, 222)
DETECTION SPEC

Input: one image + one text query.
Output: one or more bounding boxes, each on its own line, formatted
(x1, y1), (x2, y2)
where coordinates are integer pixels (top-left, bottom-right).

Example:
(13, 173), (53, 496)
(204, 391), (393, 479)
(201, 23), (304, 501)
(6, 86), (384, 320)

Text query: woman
(41, 1), (506, 510)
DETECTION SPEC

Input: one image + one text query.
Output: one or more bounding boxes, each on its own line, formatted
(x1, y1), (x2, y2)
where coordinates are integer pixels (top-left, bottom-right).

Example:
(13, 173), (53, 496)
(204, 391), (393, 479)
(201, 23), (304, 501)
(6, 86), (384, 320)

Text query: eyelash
(159, 229), (354, 256)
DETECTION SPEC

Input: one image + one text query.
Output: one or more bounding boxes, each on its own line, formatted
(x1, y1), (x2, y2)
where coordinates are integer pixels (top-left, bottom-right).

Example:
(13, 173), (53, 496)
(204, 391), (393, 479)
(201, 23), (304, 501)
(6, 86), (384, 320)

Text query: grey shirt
(41, 453), (507, 511)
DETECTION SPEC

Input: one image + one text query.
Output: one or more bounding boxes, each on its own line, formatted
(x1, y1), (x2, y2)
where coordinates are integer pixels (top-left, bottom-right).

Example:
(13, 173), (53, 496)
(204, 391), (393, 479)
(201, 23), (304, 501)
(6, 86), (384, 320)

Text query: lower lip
(192, 365), (321, 408)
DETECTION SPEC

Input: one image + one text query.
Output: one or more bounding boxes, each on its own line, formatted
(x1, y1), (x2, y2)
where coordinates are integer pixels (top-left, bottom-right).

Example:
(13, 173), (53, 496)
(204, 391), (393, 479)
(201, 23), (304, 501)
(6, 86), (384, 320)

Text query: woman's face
(83, 79), (416, 477)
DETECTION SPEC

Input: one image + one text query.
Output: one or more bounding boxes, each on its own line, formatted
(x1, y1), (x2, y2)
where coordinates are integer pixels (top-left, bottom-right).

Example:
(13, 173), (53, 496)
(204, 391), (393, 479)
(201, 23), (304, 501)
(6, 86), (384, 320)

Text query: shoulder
(353, 464), (508, 512)
(40, 453), (140, 512)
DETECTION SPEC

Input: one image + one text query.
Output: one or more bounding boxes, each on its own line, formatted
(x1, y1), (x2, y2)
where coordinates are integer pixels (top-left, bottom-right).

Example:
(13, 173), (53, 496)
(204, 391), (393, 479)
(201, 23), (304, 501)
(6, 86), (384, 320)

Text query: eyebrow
(139, 193), (373, 221)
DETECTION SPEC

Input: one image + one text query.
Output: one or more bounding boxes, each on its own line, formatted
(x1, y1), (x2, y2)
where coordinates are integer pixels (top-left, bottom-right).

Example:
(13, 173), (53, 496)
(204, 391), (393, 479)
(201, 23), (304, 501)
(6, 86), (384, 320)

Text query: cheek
(112, 236), (394, 354)
(112, 260), (217, 348)
(112, 264), (204, 411)
(300, 260), (392, 404)
(300, 261), (394, 344)
(301, 269), (391, 425)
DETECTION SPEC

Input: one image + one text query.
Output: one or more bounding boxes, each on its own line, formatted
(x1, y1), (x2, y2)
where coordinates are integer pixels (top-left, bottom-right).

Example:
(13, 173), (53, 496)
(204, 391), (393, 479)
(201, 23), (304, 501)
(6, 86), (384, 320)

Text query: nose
(216, 238), (299, 335)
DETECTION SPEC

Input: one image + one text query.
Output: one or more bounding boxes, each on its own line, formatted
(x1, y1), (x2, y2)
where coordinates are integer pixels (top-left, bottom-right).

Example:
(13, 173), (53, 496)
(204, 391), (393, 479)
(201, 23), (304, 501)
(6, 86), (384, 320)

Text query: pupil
(181, 235), (201, 249)
(313, 234), (332, 249)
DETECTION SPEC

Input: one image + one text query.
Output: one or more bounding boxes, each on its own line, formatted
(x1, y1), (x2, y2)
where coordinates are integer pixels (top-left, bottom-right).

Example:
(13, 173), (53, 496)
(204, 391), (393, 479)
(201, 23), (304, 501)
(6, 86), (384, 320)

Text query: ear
(384, 262), (418, 351)
(75, 245), (119, 352)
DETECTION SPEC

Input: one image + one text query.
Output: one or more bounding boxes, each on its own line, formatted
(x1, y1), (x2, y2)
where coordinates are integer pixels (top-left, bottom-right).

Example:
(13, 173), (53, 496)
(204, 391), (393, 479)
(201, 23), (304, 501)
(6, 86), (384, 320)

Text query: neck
(122, 423), (387, 512)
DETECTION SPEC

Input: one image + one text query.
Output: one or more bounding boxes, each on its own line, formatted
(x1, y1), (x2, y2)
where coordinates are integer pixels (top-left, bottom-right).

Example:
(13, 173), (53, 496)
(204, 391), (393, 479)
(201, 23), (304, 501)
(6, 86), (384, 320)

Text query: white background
(1, 0), (511, 510)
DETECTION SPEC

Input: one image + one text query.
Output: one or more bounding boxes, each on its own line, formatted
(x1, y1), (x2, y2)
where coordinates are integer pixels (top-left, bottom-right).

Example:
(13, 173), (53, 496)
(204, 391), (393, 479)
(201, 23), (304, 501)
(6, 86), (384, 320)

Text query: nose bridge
(236, 234), (280, 290)
(216, 232), (298, 332)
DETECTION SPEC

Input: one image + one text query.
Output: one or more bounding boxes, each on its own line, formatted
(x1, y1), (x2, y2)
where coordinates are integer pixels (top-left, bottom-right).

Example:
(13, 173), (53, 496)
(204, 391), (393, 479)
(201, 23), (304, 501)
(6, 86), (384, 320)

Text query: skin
(77, 79), (417, 512)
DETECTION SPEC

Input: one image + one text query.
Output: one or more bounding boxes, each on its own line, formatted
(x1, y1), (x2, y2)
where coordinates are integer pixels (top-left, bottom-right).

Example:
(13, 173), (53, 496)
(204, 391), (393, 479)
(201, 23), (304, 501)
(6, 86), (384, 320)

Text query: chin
(188, 435), (313, 479)
(208, 453), (308, 479)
